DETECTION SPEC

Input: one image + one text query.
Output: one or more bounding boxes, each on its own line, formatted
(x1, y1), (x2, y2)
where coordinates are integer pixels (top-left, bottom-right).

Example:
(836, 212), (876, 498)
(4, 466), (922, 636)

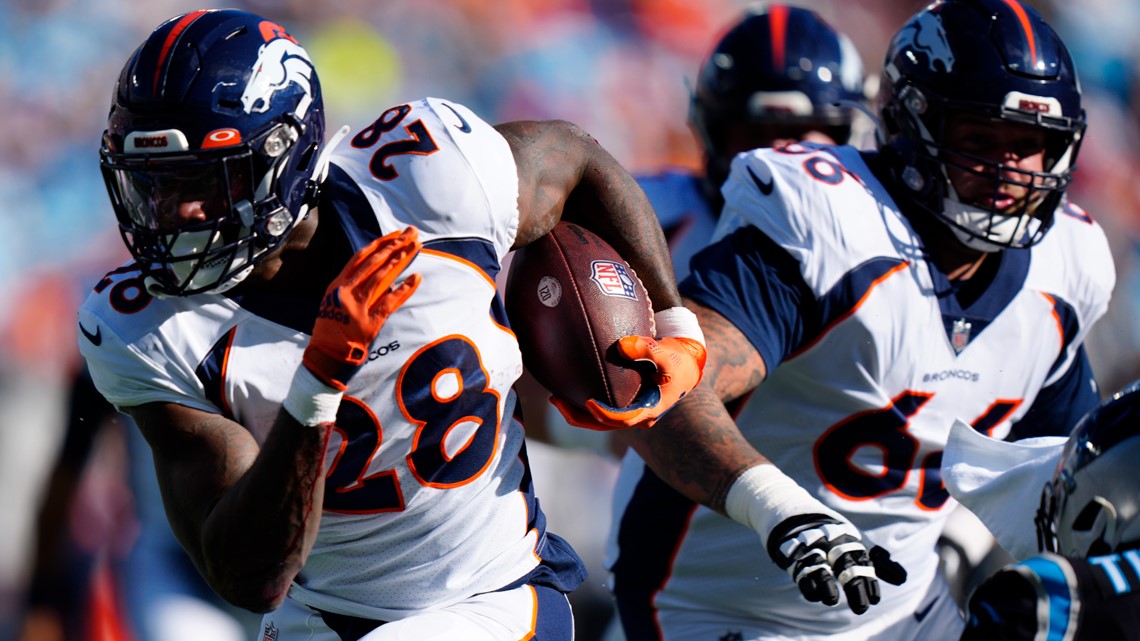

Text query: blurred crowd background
(1, 1), (1139, 640)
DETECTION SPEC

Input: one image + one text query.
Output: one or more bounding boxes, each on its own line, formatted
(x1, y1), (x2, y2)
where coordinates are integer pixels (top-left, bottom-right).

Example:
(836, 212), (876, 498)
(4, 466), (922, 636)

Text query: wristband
(654, 306), (705, 345)
(283, 365), (344, 426)
(724, 464), (841, 545)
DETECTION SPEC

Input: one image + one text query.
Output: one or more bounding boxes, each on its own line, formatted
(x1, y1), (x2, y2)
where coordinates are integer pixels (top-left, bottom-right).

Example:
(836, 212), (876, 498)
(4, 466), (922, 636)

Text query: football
(504, 221), (654, 410)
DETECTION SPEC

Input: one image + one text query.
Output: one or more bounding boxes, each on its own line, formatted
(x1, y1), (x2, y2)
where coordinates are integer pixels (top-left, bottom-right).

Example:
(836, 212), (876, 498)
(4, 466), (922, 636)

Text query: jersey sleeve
(681, 146), (874, 370)
(330, 98), (520, 259)
(1033, 200), (1116, 391)
(681, 224), (813, 371)
(1008, 345), (1099, 440)
(76, 282), (222, 415)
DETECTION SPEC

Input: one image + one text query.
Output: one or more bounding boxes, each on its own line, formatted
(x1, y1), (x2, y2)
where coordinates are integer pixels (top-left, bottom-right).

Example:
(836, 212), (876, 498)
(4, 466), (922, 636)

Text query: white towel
(941, 419), (1066, 561)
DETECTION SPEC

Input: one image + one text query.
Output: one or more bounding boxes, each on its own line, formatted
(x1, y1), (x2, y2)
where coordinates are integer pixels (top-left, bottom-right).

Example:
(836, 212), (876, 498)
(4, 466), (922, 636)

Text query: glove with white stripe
(725, 465), (907, 615)
(766, 514), (906, 614)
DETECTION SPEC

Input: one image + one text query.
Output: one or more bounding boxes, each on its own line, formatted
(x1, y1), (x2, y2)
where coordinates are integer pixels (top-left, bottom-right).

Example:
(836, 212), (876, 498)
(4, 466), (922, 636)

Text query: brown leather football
(504, 222), (654, 410)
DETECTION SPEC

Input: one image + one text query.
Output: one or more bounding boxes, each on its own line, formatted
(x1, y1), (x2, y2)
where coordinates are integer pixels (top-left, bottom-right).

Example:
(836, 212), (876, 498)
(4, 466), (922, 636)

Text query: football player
(527, 8), (870, 636)
(961, 382), (1140, 640)
(606, 1), (1113, 639)
(640, 3), (868, 282)
(77, 9), (705, 641)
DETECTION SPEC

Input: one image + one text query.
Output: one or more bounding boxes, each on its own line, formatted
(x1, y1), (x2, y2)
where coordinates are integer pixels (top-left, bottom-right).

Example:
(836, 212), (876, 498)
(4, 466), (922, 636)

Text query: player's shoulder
(1044, 199), (1112, 258)
(716, 144), (890, 259)
(78, 264), (181, 341)
(1033, 198), (1115, 311)
(742, 142), (874, 184)
(722, 143), (879, 224)
(77, 263), (244, 411)
(329, 97), (519, 255)
(77, 263), (238, 354)
(331, 97), (511, 179)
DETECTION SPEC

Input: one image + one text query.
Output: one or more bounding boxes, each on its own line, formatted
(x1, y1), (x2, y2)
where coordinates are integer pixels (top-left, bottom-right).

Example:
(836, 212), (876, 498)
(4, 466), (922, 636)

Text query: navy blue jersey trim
(501, 443), (587, 594)
(423, 237), (501, 282)
(532, 584), (574, 641)
(798, 257), (909, 358)
(1044, 294), (1082, 379)
(195, 327), (236, 418)
(680, 226), (813, 369)
(1008, 346), (1099, 440)
(931, 246), (1030, 352)
(610, 463), (697, 641)
(423, 237), (509, 328)
(680, 225), (907, 368)
(324, 163), (384, 251)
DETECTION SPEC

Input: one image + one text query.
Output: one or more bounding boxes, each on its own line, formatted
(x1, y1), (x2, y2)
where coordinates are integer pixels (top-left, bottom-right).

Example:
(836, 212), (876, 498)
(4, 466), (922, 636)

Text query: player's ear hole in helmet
(1035, 381), (1140, 557)
(100, 9), (327, 296)
(878, 0), (1085, 253)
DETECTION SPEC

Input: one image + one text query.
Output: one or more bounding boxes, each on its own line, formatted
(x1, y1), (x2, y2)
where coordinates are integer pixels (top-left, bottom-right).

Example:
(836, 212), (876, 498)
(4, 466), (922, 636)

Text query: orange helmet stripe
(1002, 0), (1038, 67)
(153, 9), (210, 95)
(769, 4), (789, 71)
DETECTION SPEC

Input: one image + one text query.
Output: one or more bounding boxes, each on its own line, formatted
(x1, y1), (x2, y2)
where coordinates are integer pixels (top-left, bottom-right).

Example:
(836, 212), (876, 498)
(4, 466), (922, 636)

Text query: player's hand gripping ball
(505, 222), (657, 428)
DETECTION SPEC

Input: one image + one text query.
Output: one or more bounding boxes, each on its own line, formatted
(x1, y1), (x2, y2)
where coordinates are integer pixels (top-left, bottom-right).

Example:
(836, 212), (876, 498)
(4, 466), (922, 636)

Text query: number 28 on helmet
(100, 9), (326, 296)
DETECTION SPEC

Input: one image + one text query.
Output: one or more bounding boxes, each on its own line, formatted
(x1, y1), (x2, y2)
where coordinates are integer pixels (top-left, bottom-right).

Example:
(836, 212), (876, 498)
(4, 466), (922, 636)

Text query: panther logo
(896, 12), (955, 73)
(241, 28), (315, 119)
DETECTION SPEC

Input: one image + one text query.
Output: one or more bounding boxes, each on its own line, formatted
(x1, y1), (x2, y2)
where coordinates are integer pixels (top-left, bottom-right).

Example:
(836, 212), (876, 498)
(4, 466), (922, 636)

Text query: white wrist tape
(724, 464), (841, 546)
(283, 366), (344, 426)
(654, 306), (705, 345)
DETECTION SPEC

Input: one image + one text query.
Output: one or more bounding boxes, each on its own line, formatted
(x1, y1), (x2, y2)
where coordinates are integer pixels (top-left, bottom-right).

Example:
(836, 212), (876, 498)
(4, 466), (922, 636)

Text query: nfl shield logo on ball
(590, 260), (638, 300)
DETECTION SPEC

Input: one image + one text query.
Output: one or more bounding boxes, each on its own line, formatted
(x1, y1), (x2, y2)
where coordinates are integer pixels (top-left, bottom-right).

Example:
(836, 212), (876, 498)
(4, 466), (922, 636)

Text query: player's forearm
(625, 383), (767, 514)
(200, 410), (329, 612)
(560, 128), (680, 311)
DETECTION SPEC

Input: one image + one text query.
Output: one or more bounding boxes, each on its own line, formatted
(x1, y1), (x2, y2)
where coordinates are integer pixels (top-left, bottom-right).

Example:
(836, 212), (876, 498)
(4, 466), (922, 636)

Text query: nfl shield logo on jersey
(590, 260), (639, 300)
(951, 318), (972, 354)
(261, 623), (279, 641)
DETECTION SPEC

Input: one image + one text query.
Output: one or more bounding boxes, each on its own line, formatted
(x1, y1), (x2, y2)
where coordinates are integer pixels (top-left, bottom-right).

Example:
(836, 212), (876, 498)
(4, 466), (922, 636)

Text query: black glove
(767, 514), (907, 615)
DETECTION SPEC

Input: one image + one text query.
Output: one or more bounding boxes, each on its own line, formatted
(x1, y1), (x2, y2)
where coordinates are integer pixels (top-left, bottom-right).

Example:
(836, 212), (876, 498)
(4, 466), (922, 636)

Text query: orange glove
(302, 227), (422, 390)
(551, 334), (707, 430)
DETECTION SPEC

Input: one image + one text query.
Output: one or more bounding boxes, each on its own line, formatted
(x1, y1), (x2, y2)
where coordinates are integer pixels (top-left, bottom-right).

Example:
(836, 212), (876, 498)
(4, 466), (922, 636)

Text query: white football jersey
(78, 98), (585, 621)
(608, 143), (1115, 638)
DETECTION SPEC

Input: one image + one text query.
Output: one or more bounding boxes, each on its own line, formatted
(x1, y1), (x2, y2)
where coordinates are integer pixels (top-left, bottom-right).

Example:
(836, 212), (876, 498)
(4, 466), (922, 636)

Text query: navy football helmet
(1036, 382), (1140, 557)
(880, 0), (1086, 252)
(100, 9), (326, 296)
(691, 4), (867, 188)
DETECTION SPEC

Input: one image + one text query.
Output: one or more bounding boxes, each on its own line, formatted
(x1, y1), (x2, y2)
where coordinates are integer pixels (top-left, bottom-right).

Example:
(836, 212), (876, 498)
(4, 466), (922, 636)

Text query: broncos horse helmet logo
(241, 28), (315, 120)
(897, 12), (955, 73)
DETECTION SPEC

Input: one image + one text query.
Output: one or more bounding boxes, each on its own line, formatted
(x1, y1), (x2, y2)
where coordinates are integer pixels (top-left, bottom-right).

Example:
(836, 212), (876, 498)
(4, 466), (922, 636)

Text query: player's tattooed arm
(497, 119), (679, 310)
(128, 401), (328, 613)
(623, 299), (769, 513)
